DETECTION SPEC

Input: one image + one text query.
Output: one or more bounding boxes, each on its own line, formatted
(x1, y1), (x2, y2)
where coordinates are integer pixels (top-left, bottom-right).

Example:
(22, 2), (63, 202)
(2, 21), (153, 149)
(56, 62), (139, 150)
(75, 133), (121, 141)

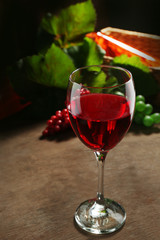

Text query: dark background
(0, 0), (160, 74)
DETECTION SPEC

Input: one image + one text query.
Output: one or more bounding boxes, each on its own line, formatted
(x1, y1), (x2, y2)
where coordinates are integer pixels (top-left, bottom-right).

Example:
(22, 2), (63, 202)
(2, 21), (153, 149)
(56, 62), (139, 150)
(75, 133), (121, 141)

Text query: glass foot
(74, 198), (126, 234)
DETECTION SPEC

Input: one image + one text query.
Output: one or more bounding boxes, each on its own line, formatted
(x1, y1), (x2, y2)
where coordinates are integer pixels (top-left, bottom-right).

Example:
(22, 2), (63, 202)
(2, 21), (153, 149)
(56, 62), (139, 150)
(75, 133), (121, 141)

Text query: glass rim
(69, 64), (133, 89)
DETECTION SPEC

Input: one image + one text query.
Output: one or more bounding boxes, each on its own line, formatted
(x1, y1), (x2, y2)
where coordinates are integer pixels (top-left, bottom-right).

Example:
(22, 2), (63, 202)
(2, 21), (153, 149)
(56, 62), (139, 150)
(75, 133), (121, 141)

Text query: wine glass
(66, 65), (135, 234)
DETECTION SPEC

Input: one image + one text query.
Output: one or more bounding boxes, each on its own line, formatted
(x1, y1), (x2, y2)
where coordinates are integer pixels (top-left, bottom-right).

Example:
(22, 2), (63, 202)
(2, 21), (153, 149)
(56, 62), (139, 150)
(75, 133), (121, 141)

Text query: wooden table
(0, 114), (160, 240)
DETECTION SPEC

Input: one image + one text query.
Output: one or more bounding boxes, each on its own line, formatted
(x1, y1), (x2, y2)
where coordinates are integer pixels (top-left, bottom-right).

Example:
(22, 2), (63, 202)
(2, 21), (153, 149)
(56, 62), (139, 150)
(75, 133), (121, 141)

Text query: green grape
(135, 101), (146, 112)
(134, 112), (144, 124)
(143, 115), (154, 127)
(144, 103), (153, 115)
(151, 113), (160, 124)
(136, 95), (145, 102)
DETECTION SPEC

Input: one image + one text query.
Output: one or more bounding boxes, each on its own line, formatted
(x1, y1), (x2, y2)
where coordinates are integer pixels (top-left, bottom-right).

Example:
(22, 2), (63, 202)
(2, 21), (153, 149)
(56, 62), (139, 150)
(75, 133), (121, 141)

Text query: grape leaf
(113, 54), (150, 72)
(25, 43), (75, 88)
(88, 70), (106, 88)
(41, 0), (96, 45)
(64, 37), (106, 68)
(84, 37), (106, 66)
(112, 54), (158, 97)
(8, 59), (68, 119)
(64, 37), (106, 88)
(9, 37), (105, 101)
(7, 0), (101, 119)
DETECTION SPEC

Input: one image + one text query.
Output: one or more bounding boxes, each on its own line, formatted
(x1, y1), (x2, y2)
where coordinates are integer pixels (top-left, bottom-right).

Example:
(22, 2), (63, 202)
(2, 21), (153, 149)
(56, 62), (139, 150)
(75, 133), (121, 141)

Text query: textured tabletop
(0, 115), (160, 240)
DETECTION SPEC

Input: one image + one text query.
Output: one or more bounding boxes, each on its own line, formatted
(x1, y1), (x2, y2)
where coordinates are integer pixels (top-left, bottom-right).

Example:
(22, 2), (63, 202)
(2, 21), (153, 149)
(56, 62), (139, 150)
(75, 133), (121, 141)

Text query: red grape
(47, 119), (53, 126)
(51, 115), (57, 123)
(42, 108), (71, 138)
(54, 125), (61, 132)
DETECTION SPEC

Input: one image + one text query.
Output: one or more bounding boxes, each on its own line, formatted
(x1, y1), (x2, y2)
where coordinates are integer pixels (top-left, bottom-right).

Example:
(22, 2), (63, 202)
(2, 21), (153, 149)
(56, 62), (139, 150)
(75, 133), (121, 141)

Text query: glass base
(74, 198), (126, 234)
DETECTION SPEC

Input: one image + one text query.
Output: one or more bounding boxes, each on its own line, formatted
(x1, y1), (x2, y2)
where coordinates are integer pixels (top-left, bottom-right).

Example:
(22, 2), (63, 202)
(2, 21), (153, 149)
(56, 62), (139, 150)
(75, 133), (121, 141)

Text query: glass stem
(94, 151), (108, 203)
(88, 151), (108, 220)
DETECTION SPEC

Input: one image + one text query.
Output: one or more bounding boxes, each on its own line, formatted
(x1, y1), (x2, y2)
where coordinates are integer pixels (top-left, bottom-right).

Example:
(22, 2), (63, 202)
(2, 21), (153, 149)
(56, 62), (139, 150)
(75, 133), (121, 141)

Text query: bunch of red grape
(42, 87), (90, 138)
(42, 109), (70, 137)
(134, 95), (160, 127)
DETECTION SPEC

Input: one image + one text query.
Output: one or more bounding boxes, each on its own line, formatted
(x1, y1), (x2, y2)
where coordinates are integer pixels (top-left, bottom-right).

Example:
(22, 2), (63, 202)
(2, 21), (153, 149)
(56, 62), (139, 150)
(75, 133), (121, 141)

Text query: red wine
(68, 93), (132, 151)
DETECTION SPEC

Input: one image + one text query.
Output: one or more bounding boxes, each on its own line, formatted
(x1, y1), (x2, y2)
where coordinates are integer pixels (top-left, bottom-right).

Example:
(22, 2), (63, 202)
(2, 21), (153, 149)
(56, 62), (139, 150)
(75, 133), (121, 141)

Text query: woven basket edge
(101, 27), (160, 40)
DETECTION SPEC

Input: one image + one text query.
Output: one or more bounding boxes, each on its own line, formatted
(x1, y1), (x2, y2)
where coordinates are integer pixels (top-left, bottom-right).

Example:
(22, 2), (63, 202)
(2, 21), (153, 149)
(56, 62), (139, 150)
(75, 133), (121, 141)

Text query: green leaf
(25, 43), (75, 88)
(84, 37), (106, 66)
(64, 37), (106, 89)
(112, 54), (158, 97)
(63, 43), (83, 68)
(113, 54), (150, 72)
(90, 70), (106, 88)
(81, 70), (106, 89)
(8, 58), (68, 119)
(8, 43), (75, 102)
(64, 37), (105, 68)
(41, 0), (96, 45)
(105, 76), (118, 87)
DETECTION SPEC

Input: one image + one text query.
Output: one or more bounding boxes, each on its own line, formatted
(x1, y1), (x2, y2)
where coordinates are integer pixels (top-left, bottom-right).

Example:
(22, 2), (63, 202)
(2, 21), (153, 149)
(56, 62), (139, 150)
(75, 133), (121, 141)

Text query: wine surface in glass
(68, 93), (131, 151)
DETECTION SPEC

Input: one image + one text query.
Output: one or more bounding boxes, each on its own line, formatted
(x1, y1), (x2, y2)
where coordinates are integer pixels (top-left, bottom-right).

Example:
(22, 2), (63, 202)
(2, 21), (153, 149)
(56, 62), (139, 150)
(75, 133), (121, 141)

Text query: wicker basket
(99, 27), (160, 106)
(101, 27), (160, 69)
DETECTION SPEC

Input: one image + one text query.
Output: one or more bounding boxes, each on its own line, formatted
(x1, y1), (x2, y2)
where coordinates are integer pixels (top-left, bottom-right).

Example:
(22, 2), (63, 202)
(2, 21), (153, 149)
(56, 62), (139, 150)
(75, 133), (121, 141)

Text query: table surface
(0, 114), (160, 240)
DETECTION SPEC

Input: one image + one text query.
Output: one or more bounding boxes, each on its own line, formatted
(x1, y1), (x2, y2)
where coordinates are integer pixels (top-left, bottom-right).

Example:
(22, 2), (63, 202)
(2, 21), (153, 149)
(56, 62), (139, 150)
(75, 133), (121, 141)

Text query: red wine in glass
(67, 65), (135, 234)
(68, 93), (131, 151)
